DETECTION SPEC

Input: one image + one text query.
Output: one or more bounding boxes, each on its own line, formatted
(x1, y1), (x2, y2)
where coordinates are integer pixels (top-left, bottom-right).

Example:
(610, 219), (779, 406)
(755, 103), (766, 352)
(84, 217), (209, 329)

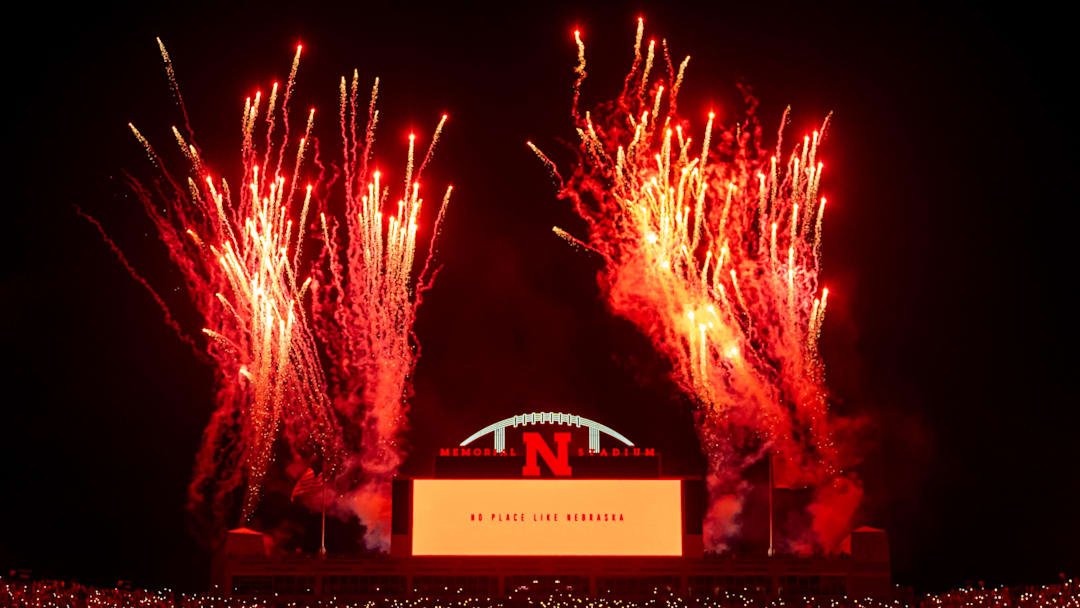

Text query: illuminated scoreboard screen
(410, 479), (683, 556)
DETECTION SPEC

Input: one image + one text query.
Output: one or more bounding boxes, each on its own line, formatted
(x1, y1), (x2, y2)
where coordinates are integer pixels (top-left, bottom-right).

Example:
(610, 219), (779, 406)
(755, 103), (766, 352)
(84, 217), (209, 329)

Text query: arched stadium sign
(435, 411), (658, 477)
(460, 412), (634, 452)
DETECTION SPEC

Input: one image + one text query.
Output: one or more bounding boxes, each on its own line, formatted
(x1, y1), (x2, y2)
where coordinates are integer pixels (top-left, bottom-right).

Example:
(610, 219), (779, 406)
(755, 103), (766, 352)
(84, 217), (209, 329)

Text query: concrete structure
(216, 415), (891, 600)
(217, 528), (890, 599)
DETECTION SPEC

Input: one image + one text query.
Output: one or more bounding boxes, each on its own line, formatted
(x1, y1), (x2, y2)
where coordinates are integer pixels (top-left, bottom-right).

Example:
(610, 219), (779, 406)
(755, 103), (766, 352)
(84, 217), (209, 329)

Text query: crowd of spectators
(1, 576), (1075, 608)
(919, 579), (1077, 608)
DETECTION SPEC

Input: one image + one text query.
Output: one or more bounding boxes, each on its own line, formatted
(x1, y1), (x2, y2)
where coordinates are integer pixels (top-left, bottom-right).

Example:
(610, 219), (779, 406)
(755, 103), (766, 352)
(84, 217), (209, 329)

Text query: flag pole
(768, 451), (775, 557)
(319, 486), (327, 558)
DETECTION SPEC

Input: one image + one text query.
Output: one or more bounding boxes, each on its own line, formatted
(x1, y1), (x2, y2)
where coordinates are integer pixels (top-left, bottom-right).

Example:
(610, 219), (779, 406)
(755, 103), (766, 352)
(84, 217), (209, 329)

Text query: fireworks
(97, 42), (451, 541)
(534, 20), (860, 551)
(118, 41), (339, 526)
(311, 72), (451, 550)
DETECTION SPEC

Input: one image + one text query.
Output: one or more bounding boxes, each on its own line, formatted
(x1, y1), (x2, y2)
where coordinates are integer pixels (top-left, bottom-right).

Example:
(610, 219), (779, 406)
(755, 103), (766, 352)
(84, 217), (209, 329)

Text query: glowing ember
(533, 20), (861, 552)
(310, 72), (451, 550)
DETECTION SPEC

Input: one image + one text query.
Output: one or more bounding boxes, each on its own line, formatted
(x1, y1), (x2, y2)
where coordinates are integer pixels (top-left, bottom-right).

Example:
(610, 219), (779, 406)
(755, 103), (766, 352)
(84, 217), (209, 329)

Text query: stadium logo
(452, 412), (643, 476)
(522, 431), (571, 476)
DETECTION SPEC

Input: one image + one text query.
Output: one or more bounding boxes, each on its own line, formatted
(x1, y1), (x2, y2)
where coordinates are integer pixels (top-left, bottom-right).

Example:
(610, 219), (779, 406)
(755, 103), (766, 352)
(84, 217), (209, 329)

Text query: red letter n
(522, 432), (572, 476)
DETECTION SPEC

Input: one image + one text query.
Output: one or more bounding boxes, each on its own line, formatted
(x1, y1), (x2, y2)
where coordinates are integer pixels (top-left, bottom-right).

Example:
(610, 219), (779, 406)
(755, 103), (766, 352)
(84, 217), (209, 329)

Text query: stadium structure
(215, 413), (890, 600)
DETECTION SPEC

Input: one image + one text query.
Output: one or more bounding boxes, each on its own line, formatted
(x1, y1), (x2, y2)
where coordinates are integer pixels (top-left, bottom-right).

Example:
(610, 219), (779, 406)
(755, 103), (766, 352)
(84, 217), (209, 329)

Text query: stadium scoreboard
(390, 412), (705, 558)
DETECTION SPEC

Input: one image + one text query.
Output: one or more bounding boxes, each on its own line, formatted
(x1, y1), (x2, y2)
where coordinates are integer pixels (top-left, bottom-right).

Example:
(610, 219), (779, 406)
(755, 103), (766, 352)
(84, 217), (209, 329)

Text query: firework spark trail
(76, 206), (203, 356)
(537, 20), (861, 552)
(112, 42), (341, 529)
(310, 71), (452, 551)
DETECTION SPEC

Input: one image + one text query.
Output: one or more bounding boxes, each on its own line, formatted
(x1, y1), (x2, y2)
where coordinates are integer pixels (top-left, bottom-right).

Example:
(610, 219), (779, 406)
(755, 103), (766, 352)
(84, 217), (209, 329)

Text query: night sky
(3, 0), (1076, 595)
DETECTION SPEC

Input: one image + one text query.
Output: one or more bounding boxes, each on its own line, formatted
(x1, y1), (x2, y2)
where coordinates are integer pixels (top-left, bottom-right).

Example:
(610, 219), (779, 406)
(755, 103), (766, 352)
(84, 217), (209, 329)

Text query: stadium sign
(393, 411), (701, 558)
(409, 478), (683, 556)
(435, 412), (658, 477)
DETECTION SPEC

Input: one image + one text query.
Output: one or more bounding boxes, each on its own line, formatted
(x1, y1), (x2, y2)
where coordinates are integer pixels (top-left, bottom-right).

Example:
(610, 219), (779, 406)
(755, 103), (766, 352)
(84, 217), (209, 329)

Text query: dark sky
(3, 0), (1076, 595)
